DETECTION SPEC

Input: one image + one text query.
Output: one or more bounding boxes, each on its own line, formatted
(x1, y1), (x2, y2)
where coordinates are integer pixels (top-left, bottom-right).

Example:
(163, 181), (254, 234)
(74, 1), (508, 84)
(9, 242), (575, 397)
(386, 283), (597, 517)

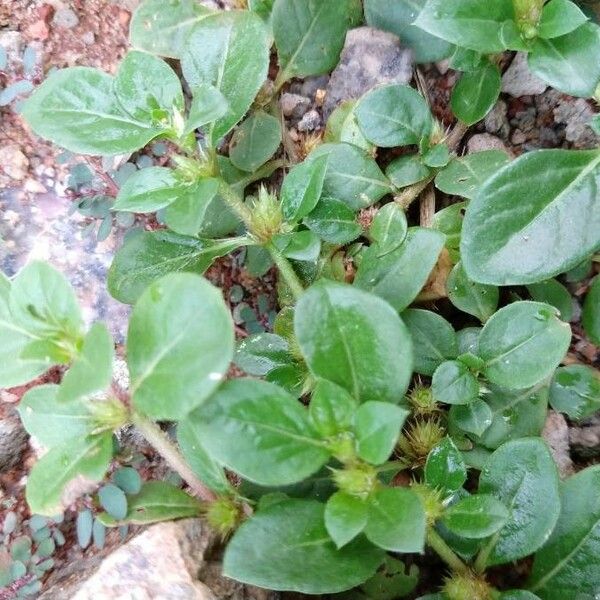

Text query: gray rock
(280, 93), (311, 119)
(323, 26), (413, 118)
(553, 97), (600, 149)
(501, 52), (547, 97)
(81, 31), (95, 45)
(542, 411), (574, 479)
(467, 133), (511, 155)
(297, 109), (322, 132)
(41, 519), (278, 600)
(0, 405), (28, 473)
(484, 99), (509, 137)
(52, 8), (80, 29)
(569, 413), (600, 460)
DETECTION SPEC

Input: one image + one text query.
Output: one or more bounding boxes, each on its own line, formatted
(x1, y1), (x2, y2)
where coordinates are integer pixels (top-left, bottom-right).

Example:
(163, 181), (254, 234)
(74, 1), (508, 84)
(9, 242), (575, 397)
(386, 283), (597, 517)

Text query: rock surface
(466, 133), (512, 155)
(501, 53), (547, 98)
(323, 26), (413, 117)
(0, 405), (28, 473)
(41, 519), (277, 600)
(542, 411), (574, 478)
(570, 413), (600, 459)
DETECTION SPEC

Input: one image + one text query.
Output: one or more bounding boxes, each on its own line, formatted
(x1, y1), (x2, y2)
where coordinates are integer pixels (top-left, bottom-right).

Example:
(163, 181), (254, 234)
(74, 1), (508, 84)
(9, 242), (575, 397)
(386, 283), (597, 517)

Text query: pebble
(0, 144), (29, 181)
(81, 31), (95, 45)
(570, 414), (600, 460)
(0, 407), (28, 473)
(501, 52), (547, 97)
(280, 93), (311, 119)
(297, 109), (322, 132)
(52, 7), (79, 29)
(484, 99), (509, 137)
(323, 26), (413, 117)
(554, 97), (600, 149)
(467, 133), (511, 155)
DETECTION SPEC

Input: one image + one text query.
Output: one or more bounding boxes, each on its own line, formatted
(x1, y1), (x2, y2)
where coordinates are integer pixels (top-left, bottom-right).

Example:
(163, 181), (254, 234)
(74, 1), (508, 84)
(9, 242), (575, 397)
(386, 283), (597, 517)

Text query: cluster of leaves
(0, 513), (65, 598)
(0, 42), (41, 109)
(4, 0), (600, 598)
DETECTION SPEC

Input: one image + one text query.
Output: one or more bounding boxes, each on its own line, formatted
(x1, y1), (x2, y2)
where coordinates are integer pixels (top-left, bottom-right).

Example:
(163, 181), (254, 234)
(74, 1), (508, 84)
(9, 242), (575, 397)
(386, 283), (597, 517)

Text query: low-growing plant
(4, 0), (600, 598)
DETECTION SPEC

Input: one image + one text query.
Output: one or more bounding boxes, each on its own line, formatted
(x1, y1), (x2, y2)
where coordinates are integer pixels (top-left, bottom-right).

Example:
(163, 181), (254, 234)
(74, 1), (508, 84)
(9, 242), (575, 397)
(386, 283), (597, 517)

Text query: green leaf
(529, 465), (600, 599)
(181, 11), (270, 144)
(478, 438), (560, 566)
(447, 262), (499, 322)
(583, 275), (600, 345)
(184, 84), (228, 135)
(324, 100), (373, 153)
(432, 360), (479, 406)
(425, 437), (467, 493)
(423, 143), (450, 168)
(499, 592), (541, 600)
(325, 492), (369, 548)
(354, 228), (445, 312)
(229, 111), (281, 172)
(235, 333), (292, 376)
(127, 273), (234, 420)
(308, 143), (391, 210)
(224, 499), (385, 593)
(368, 203), (408, 254)
(402, 309), (458, 376)
(10, 261), (82, 342)
(434, 150), (510, 200)
(303, 198), (362, 245)
(57, 323), (113, 403)
(353, 402), (409, 465)
(526, 279), (573, 322)
(112, 467), (142, 495)
(99, 482), (201, 526)
(0, 275), (50, 387)
(529, 22), (600, 97)
(18, 385), (95, 448)
(549, 365), (600, 421)
(386, 155), (431, 189)
(355, 84), (433, 148)
(129, 0), (212, 58)
(451, 62), (501, 126)
(177, 420), (232, 495)
(449, 399), (493, 437)
(26, 433), (113, 516)
(281, 155), (328, 222)
(364, 0), (453, 63)
(186, 379), (329, 486)
(22, 67), (165, 155)
(478, 301), (571, 390)
(274, 230), (321, 262)
(273, 0), (357, 81)
(457, 326), (481, 355)
(538, 0), (588, 39)
(295, 281), (414, 403)
(477, 384), (549, 450)
(365, 487), (426, 553)
(309, 379), (359, 438)
(442, 494), (509, 539)
(462, 149), (600, 285)
(108, 230), (245, 304)
(414, 0), (516, 54)
(360, 556), (419, 600)
(163, 178), (222, 236)
(112, 167), (183, 213)
(431, 202), (466, 262)
(98, 484), (128, 520)
(113, 50), (183, 122)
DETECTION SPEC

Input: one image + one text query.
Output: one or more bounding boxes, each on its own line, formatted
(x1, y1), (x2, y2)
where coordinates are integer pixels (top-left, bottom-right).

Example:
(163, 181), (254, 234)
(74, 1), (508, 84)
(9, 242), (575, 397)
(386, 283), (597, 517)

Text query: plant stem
(219, 182), (253, 230)
(427, 528), (469, 574)
(267, 242), (305, 301)
(394, 175), (435, 210)
(132, 411), (217, 503)
(474, 533), (498, 574)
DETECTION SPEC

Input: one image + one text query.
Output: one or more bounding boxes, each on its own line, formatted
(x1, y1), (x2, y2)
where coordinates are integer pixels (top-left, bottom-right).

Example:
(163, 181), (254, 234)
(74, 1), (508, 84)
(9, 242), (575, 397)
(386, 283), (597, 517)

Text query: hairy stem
(427, 528), (470, 574)
(394, 175), (435, 210)
(219, 182), (253, 230)
(267, 242), (305, 301)
(474, 533), (498, 574)
(132, 411), (217, 503)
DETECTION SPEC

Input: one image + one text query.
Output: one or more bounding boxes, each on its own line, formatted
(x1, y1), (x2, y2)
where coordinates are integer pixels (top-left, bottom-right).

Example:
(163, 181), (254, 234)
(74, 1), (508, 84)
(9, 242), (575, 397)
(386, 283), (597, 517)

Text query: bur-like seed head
(443, 572), (493, 600)
(204, 496), (242, 538)
(332, 463), (378, 499)
(397, 418), (445, 463)
(248, 186), (284, 243)
(407, 383), (438, 417)
(411, 483), (444, 526)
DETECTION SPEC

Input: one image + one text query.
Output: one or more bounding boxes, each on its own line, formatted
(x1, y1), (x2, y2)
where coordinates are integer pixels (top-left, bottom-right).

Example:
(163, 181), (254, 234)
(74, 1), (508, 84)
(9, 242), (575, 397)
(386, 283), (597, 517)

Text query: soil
(0, 1), (599, 598)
